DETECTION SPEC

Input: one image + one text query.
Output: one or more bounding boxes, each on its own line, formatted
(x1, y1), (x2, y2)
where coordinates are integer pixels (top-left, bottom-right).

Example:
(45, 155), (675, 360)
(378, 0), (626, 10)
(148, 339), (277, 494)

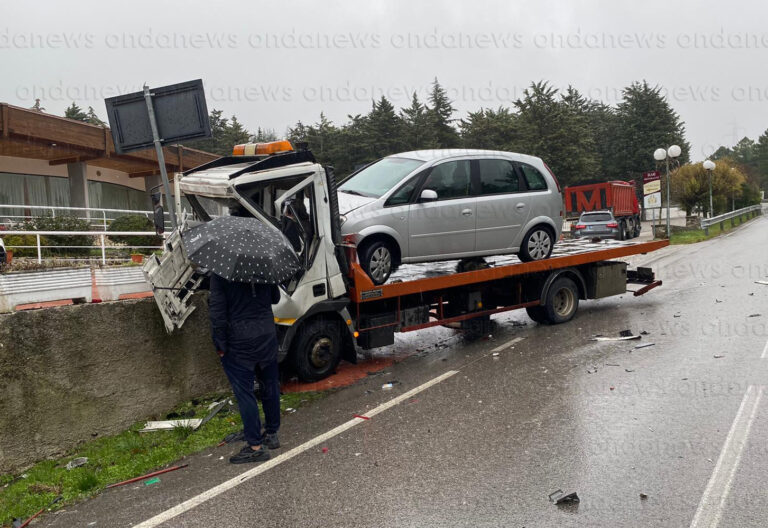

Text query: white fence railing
(2, 230), (163, 264)
(0, 204), (172, 231)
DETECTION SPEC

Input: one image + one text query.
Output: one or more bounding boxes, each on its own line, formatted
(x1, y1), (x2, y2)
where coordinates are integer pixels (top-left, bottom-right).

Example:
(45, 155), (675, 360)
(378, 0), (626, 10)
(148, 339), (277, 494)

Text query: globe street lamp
(654, 145), (681, 237)
(703, 159), (716, 218)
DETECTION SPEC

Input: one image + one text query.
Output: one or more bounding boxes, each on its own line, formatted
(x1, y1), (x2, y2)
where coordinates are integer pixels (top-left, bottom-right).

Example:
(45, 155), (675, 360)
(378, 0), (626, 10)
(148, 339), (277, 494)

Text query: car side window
(478, 159), (519, 195)
(421, 160), (471, 200)
(385, 175), (420, 206)
(519, 163), (548, 191)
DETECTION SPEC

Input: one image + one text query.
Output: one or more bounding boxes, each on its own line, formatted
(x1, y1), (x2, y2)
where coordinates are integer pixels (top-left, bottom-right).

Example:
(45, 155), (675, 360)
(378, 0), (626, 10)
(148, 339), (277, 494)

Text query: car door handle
(515, 203), (526, 210)
(461, 209), (473, 216)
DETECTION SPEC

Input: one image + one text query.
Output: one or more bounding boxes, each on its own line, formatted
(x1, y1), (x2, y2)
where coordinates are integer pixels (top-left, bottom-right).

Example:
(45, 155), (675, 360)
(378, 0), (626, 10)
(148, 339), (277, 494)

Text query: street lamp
(654, 145), (682, 237)
(703, 159), (716, 218)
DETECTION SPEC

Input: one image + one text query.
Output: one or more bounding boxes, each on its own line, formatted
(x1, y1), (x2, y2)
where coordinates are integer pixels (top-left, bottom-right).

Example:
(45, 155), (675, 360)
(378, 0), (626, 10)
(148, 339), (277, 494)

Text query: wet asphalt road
(43, 215), (768, 528)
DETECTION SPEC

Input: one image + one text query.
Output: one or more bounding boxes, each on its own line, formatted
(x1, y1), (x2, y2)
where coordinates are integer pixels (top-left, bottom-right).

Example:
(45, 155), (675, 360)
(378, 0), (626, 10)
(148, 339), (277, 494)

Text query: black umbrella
(181, 216), (301, 284)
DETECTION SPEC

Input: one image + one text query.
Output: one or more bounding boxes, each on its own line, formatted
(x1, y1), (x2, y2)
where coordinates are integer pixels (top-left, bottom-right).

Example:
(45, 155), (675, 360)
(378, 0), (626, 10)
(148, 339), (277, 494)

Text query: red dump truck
(564, 181), (641, 239)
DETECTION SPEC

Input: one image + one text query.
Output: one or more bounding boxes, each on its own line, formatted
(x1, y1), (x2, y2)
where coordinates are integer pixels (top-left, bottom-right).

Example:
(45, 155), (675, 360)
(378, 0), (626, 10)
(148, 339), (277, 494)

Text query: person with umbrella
(182, 216), (301, 464)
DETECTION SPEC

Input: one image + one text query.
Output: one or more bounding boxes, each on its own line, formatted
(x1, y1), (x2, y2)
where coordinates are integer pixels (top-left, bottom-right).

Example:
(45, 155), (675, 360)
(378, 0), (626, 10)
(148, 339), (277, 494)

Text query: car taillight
(544, 162), (561, 193)
(606, 222), (619, 228)
(574, 224), (586, 230)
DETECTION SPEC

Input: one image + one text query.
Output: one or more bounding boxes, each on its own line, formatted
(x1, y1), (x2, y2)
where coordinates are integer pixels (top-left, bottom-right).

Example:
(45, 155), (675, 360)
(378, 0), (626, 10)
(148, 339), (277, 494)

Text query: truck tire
(359, 239), (395, 285)
(291, 318), (343, 382)
(618, 220), (627, 241)
(518, 225), (554, 262)
(541, 277), (579, 324)
(525, 305), (549, 324)
(633, 216), (642, 237)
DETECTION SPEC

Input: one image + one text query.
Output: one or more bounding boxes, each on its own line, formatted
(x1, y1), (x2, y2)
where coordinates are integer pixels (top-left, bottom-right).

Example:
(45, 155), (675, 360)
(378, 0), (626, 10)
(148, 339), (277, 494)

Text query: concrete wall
(0, 295), (227, 473)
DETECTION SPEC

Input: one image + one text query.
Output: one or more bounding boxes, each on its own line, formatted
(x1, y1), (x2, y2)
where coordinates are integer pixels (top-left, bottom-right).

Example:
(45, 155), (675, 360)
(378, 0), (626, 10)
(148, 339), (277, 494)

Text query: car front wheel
(518, 226), (554, 262)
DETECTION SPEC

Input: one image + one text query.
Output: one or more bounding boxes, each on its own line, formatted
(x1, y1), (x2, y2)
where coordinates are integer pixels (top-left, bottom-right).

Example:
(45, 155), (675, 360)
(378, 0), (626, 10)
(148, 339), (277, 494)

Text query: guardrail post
(703, 225), (709, 236)
(100, 234), (106, 264)
(720, 220), (724, 231)
(36, 233), (42, 263)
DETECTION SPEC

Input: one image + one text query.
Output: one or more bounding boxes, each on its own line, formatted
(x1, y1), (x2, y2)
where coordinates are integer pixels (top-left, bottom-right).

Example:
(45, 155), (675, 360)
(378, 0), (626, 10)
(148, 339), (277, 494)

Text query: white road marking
(760, 338), (768, 359)
(690, 385), (764, 528)
(491, 336), (525, 353)
(133, 370), (459, 528)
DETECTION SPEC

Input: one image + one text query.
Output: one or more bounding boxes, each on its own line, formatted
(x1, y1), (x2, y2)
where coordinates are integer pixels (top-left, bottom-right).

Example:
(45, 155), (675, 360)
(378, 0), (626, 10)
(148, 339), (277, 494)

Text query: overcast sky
(2, 0), (767, 161)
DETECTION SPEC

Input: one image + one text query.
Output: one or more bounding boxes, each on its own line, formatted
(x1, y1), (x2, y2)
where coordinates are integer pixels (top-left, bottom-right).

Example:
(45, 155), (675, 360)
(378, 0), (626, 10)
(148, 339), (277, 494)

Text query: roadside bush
(108, 215), (162, 254)
(2, 234), (38, 257)
(22, 215), (95, 257)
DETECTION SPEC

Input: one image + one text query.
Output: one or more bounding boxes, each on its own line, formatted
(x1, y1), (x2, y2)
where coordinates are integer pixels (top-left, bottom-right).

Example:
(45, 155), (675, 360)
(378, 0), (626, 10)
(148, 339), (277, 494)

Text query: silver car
(338, 149), (563, 284)
(572, 210), (621, 240)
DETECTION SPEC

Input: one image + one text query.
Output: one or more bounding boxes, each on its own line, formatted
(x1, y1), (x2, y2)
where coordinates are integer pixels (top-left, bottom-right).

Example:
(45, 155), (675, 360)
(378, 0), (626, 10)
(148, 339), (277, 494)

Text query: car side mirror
(419, 189), (438, 202)
(151, 192), (165, 235)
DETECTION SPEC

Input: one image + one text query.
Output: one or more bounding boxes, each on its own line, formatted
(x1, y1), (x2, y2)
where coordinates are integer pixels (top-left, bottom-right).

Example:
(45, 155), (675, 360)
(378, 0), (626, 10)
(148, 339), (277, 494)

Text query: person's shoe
(229, 445), (270, 464)
(263, 432), (280, 449)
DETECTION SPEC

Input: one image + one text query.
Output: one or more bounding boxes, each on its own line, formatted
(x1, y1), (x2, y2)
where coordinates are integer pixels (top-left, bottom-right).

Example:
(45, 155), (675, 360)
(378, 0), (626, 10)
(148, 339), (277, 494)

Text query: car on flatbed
(338, 149), (564, 284)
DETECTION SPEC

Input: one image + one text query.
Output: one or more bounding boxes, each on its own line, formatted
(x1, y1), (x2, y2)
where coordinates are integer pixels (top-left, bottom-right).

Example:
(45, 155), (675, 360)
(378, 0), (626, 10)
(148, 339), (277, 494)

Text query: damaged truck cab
(144, 143), (356, 381)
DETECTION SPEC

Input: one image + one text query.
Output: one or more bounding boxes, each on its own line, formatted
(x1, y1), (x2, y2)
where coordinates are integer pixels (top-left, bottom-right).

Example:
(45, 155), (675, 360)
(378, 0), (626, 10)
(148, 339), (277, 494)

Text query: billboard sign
(642, 171), (661, 209)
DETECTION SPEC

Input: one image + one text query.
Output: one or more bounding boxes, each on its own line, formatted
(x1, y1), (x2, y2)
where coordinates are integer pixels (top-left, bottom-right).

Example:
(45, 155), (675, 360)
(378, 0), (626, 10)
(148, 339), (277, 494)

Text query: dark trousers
(220, 354), (281, 447)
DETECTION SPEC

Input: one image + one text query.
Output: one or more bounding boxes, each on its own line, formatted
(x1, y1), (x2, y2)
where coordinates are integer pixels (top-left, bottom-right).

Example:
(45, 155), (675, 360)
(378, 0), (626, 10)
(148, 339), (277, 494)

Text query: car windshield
(339, 157), (425, 198)
(581, 212), (613, 222)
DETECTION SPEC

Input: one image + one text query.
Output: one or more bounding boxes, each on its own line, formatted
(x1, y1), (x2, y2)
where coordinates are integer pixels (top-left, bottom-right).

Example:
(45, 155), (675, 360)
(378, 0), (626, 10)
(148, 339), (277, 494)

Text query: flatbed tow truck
(144, 141), (668, 382)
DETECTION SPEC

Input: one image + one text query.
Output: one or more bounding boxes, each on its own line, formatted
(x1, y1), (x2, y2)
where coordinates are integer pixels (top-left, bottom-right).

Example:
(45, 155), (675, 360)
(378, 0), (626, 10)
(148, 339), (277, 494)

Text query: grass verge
(0, 391), (324, 527)
(670, 215), (757, 244)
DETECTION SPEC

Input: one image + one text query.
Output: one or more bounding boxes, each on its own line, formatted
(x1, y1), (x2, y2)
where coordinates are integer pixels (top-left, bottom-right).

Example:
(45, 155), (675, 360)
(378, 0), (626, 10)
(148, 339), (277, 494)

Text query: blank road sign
(105, 79), (211, 154)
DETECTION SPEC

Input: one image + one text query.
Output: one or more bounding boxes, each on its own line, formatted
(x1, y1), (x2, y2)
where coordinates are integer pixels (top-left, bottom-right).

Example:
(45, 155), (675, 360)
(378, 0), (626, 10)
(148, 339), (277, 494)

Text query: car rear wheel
(359, 239), (395, 285)
(518, 226), (554, 262)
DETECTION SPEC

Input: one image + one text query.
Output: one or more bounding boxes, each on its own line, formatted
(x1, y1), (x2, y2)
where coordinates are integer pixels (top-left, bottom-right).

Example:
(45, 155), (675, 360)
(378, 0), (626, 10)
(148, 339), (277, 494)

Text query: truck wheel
(359, 239), (395, 285)
(633, 217), (642, 237)
(525, 305), (549, 324)
(518, 225), (554, 262)
(291, 318), (343, 382)
(618, 220), (627, 241)
(542, 277), (579, 324)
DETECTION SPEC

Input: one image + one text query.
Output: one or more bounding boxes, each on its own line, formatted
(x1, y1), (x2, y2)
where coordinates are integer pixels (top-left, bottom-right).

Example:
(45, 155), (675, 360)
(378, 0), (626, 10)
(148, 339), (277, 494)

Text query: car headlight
(339, 214), (347, 225)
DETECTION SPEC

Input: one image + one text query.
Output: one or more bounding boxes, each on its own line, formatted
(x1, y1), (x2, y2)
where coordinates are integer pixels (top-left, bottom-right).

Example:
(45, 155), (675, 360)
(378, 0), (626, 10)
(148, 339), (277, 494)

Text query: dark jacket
(208, 274), (280, 366)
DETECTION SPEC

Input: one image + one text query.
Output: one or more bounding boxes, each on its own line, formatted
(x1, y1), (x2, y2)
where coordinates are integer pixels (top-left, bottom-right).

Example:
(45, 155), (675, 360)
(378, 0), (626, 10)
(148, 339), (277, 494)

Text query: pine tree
(614, 81), (690, 180)
(366, 96), (405, 158)
(400, 92), (436, 149)
(426, 79), (460, 148)
(64, 102), (87, 121)
(30, 99), (45, 112)
(459, 107), (518, 150)
(85, 107), (105, 126)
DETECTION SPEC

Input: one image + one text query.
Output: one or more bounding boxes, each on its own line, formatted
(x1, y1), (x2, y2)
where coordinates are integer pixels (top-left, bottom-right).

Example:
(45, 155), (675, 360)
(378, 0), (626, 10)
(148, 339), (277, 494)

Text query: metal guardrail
(1, 230), (163, 264)
(700, 204), (763, 234)
(0, 204), (172, 231)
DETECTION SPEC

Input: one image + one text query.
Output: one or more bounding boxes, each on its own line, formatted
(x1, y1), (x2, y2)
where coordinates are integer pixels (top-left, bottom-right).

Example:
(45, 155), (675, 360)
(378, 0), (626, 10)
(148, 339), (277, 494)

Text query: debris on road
(353, 414), (370, 420)
(605, 363), (620, 367)
(65, 457), (88, 470)
(714, 354), (725, 359)
(322, 447), (329, 454)
(140, 419), (203, 432)
(619, 329), (633, 337)
(754, 281), (768, 286)
(549, 489), (580, 504)
(640, 330), (649, 335)
(748, 313), (761, 317)
(673, 313), (682, 318)
(635, 343), (655, 349)
(144, 477), (161, 486)
(625, 368), (635, 373)
(285, 407), (297, 413)
(105, 464), (188, 489)
(586, 366), (598, 374)
(382, 383), (394, 390)
(592, 334), (641, 341)
(640, 493), (648, 500)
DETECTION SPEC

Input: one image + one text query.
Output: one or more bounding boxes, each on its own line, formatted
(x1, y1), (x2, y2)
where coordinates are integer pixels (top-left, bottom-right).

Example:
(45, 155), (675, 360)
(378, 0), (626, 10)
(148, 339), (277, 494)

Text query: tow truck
(144, 141), (667, 382)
